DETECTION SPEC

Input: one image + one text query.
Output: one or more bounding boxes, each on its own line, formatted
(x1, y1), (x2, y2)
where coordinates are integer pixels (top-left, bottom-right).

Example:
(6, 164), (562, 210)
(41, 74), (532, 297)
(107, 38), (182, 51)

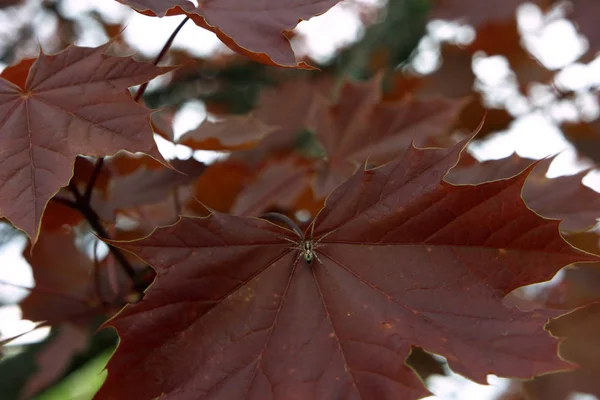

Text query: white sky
(0, 1), (599, 399)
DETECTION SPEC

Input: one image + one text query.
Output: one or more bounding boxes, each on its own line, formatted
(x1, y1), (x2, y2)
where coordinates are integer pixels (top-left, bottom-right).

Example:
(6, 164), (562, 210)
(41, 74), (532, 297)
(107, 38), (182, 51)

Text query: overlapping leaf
(117, 0), (342, 67)
(505, 230), (600, 399)
(0, 44), (171, 243)
(178, 115), (276, 151)
(186, 160), (255, 215)
(97, 138), (595, 399)
(523, 302), (600, 399)
(20, 226), (121, 325)
(231, 157), (315, 216)
(21, 324), (88, 399)
(234, 76), (333, 165)
(108, 157), (206, 210)
(308, 77), (466, 196)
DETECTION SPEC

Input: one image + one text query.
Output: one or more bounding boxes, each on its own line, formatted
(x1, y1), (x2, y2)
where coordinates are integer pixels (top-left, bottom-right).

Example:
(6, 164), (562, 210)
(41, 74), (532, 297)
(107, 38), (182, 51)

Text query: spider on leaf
(261, 212), (333, 265)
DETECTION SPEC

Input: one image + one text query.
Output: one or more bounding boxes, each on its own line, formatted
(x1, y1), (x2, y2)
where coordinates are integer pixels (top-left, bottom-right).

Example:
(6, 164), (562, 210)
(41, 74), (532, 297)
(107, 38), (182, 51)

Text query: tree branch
(134, 16), (190, 102)
(83, 157), (105, 203)
(68, 182), (137, 282)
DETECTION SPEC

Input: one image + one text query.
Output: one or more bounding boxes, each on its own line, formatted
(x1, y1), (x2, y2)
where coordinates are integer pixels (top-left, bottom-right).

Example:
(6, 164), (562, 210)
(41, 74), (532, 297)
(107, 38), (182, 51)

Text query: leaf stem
(0, 278), (90, 305)
(83, 157), (105, 203)
(261, 212), (304, 240)
(51, 196), (78, 209)
(67, 182), (137, 282)
(134, 16), (190, 102)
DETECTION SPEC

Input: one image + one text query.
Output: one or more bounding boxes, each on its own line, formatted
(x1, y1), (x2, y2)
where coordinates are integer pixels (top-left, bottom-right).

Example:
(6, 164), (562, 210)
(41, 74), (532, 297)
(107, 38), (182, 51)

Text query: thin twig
(134, 16), (190, 103)
(57, 17), (191, 291)
(51, 196), (78, 209)
(0, 321), (49, 347)
(78, 16), (189, 213)
(83, 157), (105, 203)
(0, 278), (89, 304)
(68, 183), (137, 281)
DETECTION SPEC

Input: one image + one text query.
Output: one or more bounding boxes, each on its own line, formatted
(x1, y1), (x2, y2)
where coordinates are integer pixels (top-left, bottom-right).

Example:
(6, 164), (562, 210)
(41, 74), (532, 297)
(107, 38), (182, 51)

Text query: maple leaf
(21, 324), (88, 399)
(504, 230), (600, 399)
(231, 157), (315, 217)
(522, 302), (600, 400)
(19, 226), (122, 326)
(0, 44), (172, 243)
(97, 138), (595, 399)
(107, 157), (206, 211)
(118, 0), (186, 16)
(185, 160), (255, 216)
(117, 0), (342, 68)
(308, 76), (466, 197)
(178, 115), (276, 151)
(234, 76), (333, 166)
(151, 108), (177, 141)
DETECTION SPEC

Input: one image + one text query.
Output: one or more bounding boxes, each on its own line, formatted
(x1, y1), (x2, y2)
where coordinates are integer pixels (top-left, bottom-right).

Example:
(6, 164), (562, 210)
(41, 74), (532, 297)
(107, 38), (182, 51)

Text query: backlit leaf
(178, 115), (276, 151)
(0, 44), (171, 243)
(186, 160), (255, 215)
(22, 324), (88, 399)
(117, 0), (342, 68)
(523, 302), (600, 399)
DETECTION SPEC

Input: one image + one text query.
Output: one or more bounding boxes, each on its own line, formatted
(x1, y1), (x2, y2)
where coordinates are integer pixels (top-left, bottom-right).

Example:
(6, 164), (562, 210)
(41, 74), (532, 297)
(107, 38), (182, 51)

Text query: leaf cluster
(1, 0), (600, 399)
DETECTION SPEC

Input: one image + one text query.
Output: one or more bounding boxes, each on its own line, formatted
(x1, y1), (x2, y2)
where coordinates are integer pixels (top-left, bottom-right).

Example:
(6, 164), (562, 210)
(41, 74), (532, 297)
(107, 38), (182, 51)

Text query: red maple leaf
(97, 138), (595, 399)
(117, 0), (342, 68)
(231, 156), (315, 217)
(178, 114), (276, 151)
(308, 77), (466, 197)
(0, 44), (172, 243)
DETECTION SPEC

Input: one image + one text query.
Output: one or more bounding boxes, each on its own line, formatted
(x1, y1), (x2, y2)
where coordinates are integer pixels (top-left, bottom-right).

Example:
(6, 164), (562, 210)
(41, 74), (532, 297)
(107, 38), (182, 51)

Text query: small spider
(289, 237), (327, 265)
(262, 212), (332, 265)
(301, 240), (316, 264)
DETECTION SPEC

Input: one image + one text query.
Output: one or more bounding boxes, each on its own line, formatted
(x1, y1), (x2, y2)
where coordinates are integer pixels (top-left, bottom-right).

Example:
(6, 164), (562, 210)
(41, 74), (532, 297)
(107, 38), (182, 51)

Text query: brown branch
(83, 157), (104, 203)
(134, 16), (190, 102)
(68, 182), (137, 281)
(0, 278), (89, 305)
(51, 196), (78, 209)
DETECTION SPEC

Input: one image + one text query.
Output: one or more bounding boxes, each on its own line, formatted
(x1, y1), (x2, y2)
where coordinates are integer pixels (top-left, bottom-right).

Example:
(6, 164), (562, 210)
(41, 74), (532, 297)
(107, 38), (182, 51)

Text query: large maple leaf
(117, 0), (341, 68)
(0, 44), (171, 243)
(97, 139), (596, 399)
